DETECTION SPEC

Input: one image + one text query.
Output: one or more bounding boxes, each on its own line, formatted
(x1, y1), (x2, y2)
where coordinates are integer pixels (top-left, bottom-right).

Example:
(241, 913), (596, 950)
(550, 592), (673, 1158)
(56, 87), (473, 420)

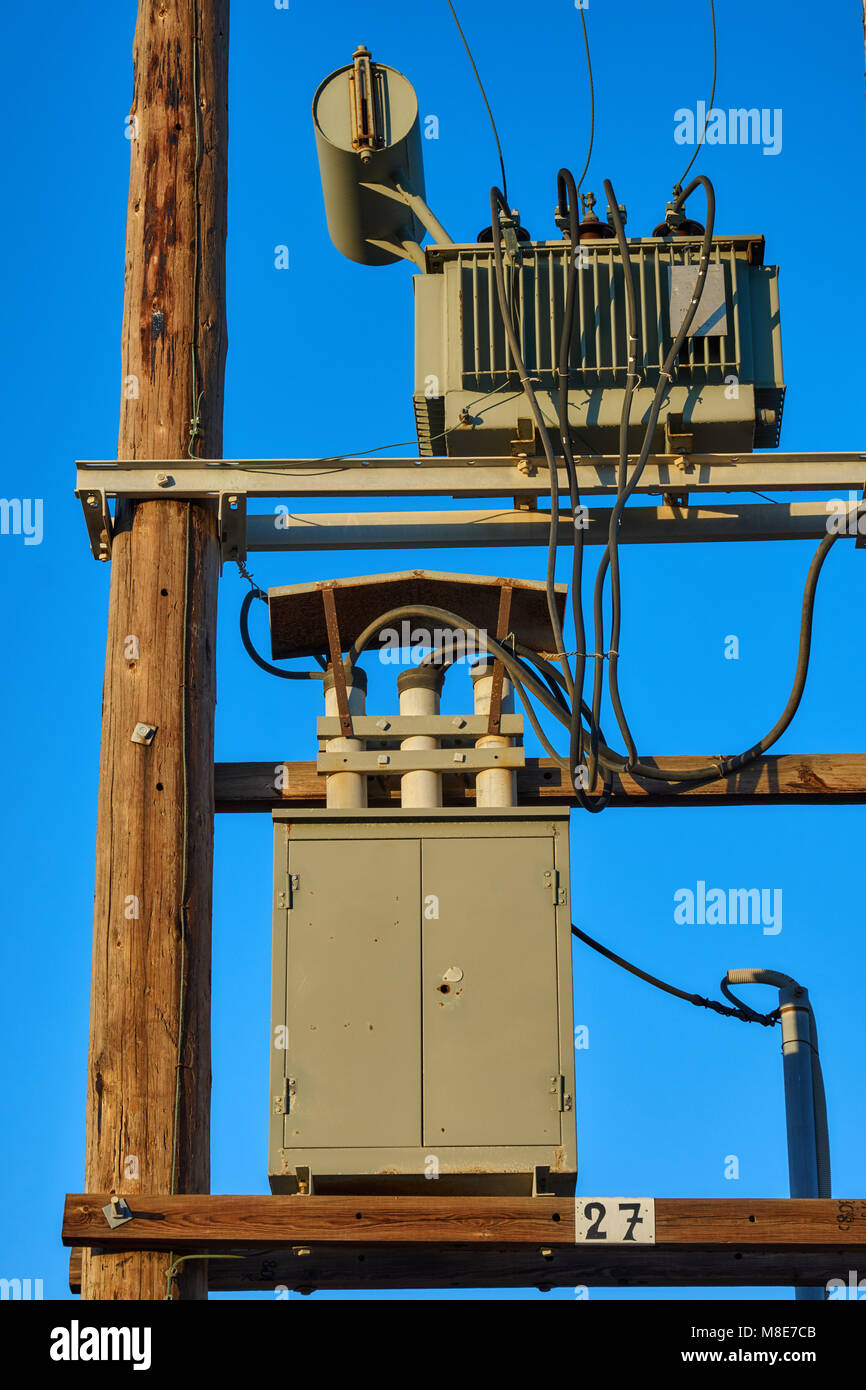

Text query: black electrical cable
(243, 164), (847, 811)
(719, 977), (782, 1024)
(339, 496), (846, 792)
(240, 588), (326, 681)
(487, 183), (611, 814)
(571, 923), (779, 1026)
(342, 602), (622, 792)
(489, 185), (573, 706)
(677, 0), (718, 189)
(555, 167), (612, 812)
(344, 603), (573, 728)
(446, 1), (509, 205)
(513, 650), (570, 712)
(591, 175), (715, 776)
(572, 7), (595, 205)
(595, 177), (642, 771)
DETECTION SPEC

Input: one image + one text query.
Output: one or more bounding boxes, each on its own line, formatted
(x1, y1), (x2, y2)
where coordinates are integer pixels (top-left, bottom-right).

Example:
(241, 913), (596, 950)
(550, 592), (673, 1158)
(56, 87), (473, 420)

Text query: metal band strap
(321, 586), (353, 737)
(487, 582), (513, 735)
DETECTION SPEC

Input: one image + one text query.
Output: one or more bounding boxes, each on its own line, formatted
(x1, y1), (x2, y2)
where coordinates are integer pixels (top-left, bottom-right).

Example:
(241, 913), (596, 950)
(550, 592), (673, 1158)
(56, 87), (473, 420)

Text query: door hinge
(273, 1076), (296, 1116)
(543, 869), (567, 906)
(549, 1075), (573, 1112)
(278, 874), (301, 910)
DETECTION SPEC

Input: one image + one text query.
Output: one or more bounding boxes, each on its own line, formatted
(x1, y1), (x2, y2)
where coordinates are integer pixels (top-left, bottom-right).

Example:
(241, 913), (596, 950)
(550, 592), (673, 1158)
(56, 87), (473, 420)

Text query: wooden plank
(200, 1244), (853, 1290)
(62, 1194), (866, 1249)
(63, 1196), (866, 1292)
(70, 1244), (852, 1293)
(214, 754), (866, 813)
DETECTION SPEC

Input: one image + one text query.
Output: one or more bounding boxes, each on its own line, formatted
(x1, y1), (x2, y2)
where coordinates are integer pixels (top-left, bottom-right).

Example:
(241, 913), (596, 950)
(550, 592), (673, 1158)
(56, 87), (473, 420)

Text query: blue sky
(1, 0), (864, 1302)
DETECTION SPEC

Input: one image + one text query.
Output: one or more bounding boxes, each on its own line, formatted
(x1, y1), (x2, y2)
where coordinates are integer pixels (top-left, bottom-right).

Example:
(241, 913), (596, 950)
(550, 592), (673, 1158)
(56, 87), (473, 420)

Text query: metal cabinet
(269, 808), (576, 1195)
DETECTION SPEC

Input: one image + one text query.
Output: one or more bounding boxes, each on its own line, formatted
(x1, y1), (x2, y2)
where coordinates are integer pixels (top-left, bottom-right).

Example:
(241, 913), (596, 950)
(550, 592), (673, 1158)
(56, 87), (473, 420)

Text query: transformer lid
(268, 570), (567, 660)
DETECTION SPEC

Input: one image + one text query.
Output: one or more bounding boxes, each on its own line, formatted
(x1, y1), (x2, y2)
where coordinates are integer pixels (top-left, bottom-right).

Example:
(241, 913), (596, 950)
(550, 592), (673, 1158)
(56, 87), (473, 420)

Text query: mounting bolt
(131, 722), (157, 746)
(86, 494), (99, 509)
(155, 472), (171, 488)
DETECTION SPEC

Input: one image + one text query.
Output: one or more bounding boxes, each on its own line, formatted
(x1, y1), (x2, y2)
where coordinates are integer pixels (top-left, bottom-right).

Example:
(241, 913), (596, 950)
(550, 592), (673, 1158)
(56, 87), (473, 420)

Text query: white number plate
(574, 1198), (655, 1244)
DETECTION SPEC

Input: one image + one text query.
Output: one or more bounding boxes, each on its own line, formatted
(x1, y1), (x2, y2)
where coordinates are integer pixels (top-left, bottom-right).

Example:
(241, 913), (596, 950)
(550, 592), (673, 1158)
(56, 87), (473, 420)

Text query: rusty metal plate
(268, 570), (567, 660)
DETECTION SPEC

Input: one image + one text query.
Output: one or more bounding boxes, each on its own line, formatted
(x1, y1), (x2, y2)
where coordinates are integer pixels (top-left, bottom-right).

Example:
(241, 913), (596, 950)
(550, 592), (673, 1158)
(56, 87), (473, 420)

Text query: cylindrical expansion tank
(312, 47), (426, 265)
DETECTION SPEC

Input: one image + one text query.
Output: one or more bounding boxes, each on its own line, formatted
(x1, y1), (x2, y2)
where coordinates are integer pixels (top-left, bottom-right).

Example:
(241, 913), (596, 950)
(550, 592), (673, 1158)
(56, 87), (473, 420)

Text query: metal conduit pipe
(724, 968), (831, 1302)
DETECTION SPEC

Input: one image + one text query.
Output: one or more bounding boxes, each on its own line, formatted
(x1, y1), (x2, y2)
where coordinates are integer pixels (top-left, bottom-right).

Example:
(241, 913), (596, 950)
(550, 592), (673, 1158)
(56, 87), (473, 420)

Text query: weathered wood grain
(65, 1196), (866, 1292)
(213, 754), (866, 812)
(83, 0), (228, 1302)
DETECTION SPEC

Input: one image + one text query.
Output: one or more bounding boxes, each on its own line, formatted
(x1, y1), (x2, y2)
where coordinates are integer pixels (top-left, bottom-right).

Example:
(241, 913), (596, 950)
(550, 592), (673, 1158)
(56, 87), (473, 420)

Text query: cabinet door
(282, 837), (421, 1148)
(421, 835), (562, 1147)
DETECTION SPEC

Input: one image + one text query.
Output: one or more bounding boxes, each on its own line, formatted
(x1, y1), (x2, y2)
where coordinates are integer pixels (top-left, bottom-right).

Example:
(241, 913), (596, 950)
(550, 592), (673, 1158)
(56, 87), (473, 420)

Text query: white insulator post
(397, 666), (445, 808)
(323, 664), (367, 809)
(471, 657), (516, 808)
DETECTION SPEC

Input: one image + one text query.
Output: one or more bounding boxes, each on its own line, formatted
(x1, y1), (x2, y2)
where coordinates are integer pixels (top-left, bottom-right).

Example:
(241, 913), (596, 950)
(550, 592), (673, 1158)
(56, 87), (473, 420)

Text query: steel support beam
(245, 501), (859, 552)
(77, 452), (866, 501)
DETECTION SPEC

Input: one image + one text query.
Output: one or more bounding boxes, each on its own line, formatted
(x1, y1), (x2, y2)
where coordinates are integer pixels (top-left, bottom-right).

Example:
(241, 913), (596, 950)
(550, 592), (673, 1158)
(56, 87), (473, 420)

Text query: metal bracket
(218, 491), (247, 567)
(510, 418), (538, 473)
(532, 1165), (552, 1197)
(78, 487), (113, 562)
(487, 583), (513, 735)
(101, 1196), (134, 1230)
(665, 413), (694, 458)
(316, 747), (525, 775)
(497, 213), (523, 268)
(316, 715), (524, 742)
(295, 1165), (314, 1196)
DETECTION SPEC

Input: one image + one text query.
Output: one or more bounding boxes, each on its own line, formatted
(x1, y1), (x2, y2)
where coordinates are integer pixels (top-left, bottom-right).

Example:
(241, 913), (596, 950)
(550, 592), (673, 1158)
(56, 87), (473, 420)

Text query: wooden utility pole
(81, 0), (228, 1301)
